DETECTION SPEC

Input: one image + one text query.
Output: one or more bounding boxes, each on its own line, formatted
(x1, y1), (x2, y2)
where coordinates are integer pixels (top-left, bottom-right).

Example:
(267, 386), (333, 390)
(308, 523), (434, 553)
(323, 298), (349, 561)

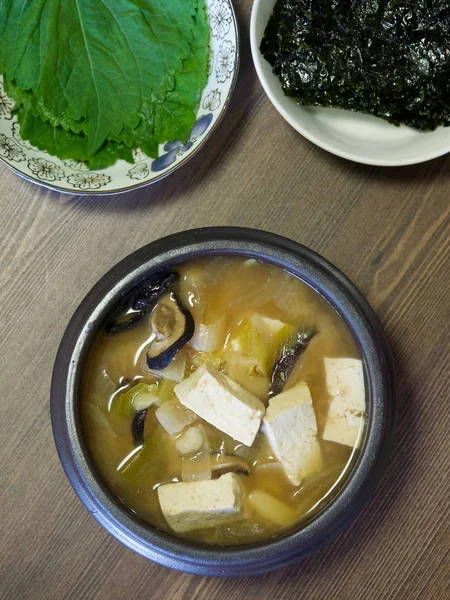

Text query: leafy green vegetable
(109, 0), (210, 154)
(0, 0), (209, 166)
(157, 380), (177, 404)
(16, 109), (133, 170)
(0, 0), (196, 153)
(154, 0), (209, 145)
(4, 80), (89, 136)
(261, 0), (450, 131)
(110, 382), (157, 418)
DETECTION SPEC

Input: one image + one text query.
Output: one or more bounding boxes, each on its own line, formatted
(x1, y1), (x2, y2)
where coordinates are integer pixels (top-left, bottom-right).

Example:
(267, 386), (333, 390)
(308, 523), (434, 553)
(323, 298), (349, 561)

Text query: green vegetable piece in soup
(110, 382), (154, 419)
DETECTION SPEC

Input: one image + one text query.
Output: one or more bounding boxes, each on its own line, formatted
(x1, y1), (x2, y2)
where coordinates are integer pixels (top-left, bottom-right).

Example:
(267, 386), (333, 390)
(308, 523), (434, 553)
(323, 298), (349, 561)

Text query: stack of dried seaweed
(261, 0), (450, 130)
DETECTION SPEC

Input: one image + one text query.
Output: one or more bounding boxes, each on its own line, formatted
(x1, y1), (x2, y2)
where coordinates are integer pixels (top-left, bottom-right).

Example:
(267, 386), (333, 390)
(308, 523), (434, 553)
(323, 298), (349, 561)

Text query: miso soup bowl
(51, 227), (396, 577)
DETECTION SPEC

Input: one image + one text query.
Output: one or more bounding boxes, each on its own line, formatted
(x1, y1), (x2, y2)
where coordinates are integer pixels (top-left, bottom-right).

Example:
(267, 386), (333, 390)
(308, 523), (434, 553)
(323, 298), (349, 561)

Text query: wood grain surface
(1, 3), (449, 599)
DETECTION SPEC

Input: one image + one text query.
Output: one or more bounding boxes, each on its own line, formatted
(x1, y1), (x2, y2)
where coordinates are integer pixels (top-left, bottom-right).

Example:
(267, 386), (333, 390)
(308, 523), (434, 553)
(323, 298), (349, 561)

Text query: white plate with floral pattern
(0, 0), (238, 194)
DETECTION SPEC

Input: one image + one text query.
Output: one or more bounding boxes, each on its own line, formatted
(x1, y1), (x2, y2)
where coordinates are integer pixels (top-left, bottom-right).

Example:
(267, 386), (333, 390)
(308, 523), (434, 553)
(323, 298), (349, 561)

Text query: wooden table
(1, 3), (449, 599)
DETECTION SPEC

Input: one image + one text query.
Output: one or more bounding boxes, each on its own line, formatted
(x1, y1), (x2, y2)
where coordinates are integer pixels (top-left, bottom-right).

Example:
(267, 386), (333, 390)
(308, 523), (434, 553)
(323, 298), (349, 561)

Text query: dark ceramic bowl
(51, 227), (396, 576)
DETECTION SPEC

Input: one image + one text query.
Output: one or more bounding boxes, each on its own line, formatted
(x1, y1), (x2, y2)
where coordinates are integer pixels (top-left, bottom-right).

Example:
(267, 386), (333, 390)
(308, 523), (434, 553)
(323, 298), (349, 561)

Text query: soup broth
(82, 256), (365, 545)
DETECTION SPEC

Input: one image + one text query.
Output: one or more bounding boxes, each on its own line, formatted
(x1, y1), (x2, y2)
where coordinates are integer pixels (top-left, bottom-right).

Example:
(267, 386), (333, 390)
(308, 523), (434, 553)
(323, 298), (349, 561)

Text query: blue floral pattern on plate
(151, 114), (214, 172)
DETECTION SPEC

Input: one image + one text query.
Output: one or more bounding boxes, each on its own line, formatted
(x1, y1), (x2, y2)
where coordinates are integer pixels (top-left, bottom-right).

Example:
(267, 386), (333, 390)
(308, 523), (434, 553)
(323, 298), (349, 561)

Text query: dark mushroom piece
(269, 329), (316, 397)
(105, 271), (179, 335)
(131, 409), (147, 446)
(146, 292), (195, 370)
(131, 272), (179, 311)
(211, 454), (251, 478)
(106, 311), (144, 335)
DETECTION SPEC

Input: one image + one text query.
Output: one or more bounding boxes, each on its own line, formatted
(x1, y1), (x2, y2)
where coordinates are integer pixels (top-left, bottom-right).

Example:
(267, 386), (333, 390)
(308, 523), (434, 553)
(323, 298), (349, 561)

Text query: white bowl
(0, 0), (239, 194)
(250, 0), (450, 167)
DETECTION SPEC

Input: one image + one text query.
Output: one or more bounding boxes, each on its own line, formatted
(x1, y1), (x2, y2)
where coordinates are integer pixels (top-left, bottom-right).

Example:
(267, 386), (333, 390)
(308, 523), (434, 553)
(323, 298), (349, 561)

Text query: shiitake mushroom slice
(131, 272), (179, 311)
(146, 292), (195, 370)
(211, 454), (251, 478)
(106, 311), (144, 335)
(269, 329), (316, 397)
(105, 271), (179, 335)
(131, 409), (147, 446)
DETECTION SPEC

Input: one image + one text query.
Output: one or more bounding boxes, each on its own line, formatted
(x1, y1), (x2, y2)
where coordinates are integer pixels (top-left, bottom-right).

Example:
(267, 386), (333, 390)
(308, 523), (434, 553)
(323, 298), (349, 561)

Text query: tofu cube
(263, 381), (322, 486)
(157, 472), (244, 533)
(174, 363), (265, 446)
(322, 357), (366, 447)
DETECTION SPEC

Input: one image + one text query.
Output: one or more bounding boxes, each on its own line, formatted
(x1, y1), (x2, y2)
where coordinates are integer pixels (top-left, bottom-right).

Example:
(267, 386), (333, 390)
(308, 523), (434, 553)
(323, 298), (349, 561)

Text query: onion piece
(227, 272), (276, 309)
(146, 349), (187, 383)
(254, 462), (284, 477)
(132, 392), (159, 412)
(84, 404), (115, 437)
(175, 426), (206, 455)
(223, 350), (269, 400)
(178, 264), (205, 321)
(181, 450), (212, 482)
(155, 400), (197, 435)
(248, 490), (297, 526)
(132, 383), (159, 411)
(190, 350), (223, 372)
(190, 317), (225, 353)
(272, 277), (316, 322)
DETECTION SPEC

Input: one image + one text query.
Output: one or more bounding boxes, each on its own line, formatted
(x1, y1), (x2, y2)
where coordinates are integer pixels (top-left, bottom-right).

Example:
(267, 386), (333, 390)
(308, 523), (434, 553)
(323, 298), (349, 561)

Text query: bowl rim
(50, 227), (396, 576)
(0, 2), (240, 196)
(250, 0), (450, 167)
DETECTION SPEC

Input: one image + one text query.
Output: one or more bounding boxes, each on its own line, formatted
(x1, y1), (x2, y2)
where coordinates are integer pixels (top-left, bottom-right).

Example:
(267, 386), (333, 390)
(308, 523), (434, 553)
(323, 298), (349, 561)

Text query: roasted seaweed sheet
(261, 0), (450, 130)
